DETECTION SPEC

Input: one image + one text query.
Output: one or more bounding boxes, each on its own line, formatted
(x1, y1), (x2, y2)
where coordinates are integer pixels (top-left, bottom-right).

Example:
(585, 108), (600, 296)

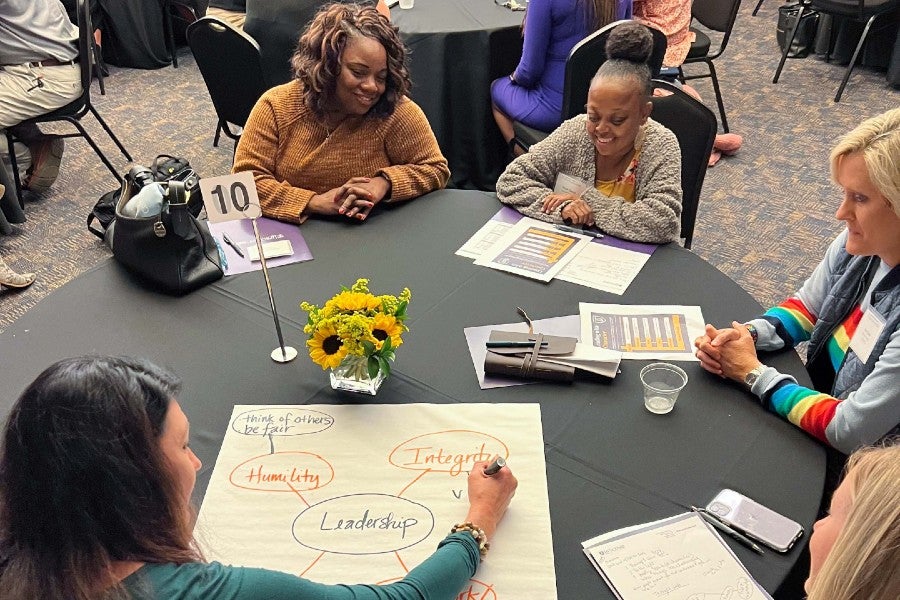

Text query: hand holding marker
(484, 456), (506, 476)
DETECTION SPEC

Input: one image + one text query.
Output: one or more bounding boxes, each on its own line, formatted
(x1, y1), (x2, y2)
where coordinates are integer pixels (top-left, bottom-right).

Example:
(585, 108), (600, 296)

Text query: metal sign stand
(251, 218), (297, 363)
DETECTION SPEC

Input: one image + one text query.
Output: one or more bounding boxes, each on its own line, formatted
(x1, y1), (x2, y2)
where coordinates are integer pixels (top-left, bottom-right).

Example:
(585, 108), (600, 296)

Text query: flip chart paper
(196, 403), (557, 599)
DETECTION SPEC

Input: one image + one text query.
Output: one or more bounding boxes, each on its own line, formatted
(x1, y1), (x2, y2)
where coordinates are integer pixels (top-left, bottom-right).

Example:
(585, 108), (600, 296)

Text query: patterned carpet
(1, 4), (898, 332)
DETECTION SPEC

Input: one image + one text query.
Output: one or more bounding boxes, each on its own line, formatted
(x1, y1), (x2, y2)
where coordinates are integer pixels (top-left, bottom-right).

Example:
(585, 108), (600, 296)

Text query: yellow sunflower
(307, 324), (347, 369)
(371, 313), (405, 349)
(325, 291), (382, 314)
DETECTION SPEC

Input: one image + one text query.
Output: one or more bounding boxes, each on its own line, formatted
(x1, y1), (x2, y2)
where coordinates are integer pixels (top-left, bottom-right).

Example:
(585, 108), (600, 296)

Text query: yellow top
(595, 149), (639, 203)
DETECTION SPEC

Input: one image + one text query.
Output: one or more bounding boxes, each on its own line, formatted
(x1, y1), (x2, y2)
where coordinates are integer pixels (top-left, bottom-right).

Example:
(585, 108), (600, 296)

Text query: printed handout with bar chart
(473, 219), (591, 282)
(578, 303), (705, 361)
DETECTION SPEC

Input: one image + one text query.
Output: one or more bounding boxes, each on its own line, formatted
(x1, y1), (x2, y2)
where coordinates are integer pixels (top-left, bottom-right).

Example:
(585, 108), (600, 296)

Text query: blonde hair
(830, 108), (900, 218)
(806, 443), (900, 600)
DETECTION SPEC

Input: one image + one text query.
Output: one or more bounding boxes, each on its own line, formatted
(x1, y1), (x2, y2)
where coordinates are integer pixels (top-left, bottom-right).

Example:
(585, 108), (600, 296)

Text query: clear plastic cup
(639, 362), (688, 414)
(399, 0), (414, 8)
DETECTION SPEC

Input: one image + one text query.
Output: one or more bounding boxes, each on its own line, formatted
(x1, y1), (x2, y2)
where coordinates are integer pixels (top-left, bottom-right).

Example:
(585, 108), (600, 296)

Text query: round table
(0, 189), (824, 598)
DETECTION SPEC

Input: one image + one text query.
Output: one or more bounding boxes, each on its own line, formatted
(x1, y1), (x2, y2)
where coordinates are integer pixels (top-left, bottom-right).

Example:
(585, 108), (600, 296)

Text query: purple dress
(491, 0), (632, 132)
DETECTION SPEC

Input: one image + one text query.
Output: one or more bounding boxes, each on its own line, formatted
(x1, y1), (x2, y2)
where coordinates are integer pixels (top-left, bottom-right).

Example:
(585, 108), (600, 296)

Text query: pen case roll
(484, 330), (577, 382)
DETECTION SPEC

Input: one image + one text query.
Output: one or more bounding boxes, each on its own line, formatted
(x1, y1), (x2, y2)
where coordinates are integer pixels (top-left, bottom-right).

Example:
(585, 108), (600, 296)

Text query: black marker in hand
(483, 456), (506, 476)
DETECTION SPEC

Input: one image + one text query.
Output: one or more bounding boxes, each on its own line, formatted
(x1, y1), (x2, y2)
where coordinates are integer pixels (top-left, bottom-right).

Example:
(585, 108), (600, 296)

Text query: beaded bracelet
(450, 522), (490, 557)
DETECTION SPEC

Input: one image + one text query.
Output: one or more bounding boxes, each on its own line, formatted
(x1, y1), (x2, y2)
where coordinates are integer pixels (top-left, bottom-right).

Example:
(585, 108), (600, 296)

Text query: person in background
(496, 21), (682, 244)
(631, 0), (692, 71)
(0, 0), (81, 208)
(490, 0), (628, 152)
(631, 0), (743, 166)
(695, 108), (900, 491)
(245, 0), (390, 87)
(0, 355), (518, 599)
(234, 3), (448, 225)
(804, 443), (900, 600)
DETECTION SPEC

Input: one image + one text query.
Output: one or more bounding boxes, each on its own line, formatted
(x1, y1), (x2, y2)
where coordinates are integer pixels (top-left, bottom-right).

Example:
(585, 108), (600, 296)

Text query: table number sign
(199, 171), (297, 363)
(199, 171), (263, 223)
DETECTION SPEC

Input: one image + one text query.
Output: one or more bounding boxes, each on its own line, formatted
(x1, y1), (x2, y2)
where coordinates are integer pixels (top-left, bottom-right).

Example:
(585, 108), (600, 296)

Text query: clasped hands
(307, 175), (391, 221)
(694, 321), (763, 383)
(541, 193), (594, 226)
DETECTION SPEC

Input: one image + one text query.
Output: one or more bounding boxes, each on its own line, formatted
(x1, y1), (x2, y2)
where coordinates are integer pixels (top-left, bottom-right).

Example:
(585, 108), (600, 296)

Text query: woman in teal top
(0, 356), (517, 600)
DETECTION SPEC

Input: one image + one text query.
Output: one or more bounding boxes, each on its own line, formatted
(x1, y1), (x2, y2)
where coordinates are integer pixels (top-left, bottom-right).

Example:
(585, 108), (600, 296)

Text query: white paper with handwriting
(196, 404), (556, 599)
(582, 513), (771, 600)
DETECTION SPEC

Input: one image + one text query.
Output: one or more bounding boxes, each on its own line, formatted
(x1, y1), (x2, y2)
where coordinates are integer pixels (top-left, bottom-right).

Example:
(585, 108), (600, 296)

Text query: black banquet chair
(511, 21), (668, 154)
(678, 0), (742, 133)
(772, 0), (900, 101)
(187, 17), (270, 156)
(163, 0), (202, 68)
(4, 0), (132, 208)
(649, 80), (718, 249)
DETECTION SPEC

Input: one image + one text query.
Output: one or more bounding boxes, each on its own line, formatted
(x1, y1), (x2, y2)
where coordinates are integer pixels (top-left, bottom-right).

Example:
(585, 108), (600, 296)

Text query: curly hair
(291, 3), (411, 119)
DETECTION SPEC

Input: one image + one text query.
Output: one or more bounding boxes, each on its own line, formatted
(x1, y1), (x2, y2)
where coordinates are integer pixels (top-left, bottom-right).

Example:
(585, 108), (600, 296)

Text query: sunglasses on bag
(494, 0), (526, 11)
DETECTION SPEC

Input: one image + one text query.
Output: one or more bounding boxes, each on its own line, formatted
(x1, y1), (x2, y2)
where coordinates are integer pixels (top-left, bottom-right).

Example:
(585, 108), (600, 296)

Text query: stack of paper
(457, 208), (657, 295)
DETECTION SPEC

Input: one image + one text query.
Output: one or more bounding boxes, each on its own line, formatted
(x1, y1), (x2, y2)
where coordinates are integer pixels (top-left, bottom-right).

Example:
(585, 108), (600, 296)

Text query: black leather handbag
(88, 156), (203, 240)
(777, 3), (820, 59)
(108, 180), (223, 295)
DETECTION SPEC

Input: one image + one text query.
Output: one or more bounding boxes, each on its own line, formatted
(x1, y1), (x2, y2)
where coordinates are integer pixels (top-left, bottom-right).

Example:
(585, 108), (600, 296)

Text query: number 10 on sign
(199, 172), (297, 363)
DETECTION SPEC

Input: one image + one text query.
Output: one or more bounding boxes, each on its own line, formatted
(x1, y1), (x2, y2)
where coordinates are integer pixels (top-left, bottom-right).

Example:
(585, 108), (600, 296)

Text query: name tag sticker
(850, 307), (885, 364)
(553, 172), (590, 197)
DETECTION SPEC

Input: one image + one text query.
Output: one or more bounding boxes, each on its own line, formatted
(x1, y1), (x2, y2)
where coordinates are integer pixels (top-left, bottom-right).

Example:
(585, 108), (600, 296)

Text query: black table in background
(392, 1), (524, 190)
(0, 190), (824, 598)
(814, 12), (900, 87)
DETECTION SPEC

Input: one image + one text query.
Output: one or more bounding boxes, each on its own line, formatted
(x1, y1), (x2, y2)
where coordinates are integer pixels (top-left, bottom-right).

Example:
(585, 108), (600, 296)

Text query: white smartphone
(706, 489), (804, 553)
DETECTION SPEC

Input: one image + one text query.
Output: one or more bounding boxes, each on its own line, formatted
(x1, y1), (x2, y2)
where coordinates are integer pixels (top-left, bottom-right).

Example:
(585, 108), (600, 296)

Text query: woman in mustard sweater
(234, 4), (449, 224)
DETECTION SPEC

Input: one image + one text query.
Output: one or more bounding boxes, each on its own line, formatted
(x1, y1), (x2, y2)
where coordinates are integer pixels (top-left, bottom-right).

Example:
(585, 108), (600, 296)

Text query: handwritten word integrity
(401, 444), (493, 476)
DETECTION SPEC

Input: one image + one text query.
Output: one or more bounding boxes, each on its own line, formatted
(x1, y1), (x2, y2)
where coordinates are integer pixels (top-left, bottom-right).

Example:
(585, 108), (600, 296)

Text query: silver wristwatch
(743, 365), (765, 389)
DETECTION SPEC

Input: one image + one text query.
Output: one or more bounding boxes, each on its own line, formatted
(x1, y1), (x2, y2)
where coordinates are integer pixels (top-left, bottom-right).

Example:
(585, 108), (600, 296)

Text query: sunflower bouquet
(300, 279), (410, 380)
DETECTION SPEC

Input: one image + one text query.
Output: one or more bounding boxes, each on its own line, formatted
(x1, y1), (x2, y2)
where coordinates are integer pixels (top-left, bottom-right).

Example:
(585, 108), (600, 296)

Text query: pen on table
(222, 234), (245, 258)
(485, 341), (549, 348)
(691, 506), (765, 555)
(483, 456), (506, 476)
(554, 224), (604, 239)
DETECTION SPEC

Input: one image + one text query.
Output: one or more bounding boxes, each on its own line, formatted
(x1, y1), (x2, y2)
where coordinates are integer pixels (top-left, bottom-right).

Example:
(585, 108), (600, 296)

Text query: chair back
(691, 0), (742, 34)
(187, 17), (269, 129)
(649, 80), (717, 249)
(561, 21), (668, 121)
(73, 0), (95, 113)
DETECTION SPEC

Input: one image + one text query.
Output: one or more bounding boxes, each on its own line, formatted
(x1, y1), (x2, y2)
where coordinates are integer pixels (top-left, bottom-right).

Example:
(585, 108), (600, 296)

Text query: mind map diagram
(195, 403), (557, 600)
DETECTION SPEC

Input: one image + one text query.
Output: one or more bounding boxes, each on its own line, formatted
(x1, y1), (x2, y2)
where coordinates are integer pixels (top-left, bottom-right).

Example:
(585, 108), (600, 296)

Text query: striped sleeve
(766, 381), (839, 444)
(762, 297), (818, 348)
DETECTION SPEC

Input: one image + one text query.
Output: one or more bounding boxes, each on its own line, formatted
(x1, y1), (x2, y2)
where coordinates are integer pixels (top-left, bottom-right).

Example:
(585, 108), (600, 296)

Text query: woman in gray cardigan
(496, 22), (682, 245)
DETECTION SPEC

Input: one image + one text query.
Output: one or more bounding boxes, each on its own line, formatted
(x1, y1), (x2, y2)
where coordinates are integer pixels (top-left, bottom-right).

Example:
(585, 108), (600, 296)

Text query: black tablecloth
(0, 190), (824, 597)
(814, 12), (900, 87)
(78, 0), (209, 69)
(391, 1), (524, 190)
